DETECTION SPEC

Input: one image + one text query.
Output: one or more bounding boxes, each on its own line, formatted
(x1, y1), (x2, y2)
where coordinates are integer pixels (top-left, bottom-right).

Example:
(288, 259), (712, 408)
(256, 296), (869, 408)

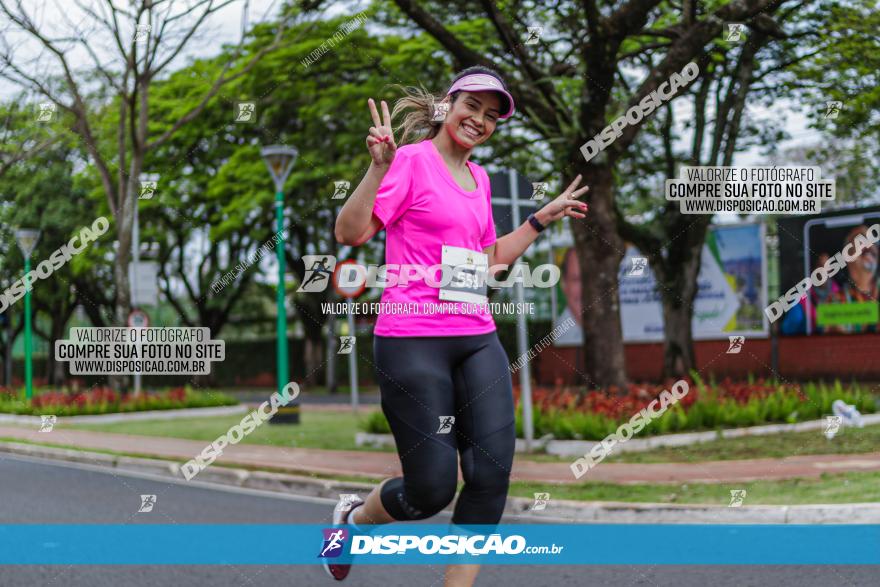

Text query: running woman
(330, 66), (588, 586)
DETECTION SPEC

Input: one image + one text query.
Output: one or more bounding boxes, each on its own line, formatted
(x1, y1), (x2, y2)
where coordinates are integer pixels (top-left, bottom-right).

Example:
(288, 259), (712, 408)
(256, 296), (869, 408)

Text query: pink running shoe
(322, 494), (364, 581)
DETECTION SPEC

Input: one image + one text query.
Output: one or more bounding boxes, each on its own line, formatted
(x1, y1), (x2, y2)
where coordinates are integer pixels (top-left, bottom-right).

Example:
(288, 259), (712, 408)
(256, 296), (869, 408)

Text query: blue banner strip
(1, 524), (878, 565)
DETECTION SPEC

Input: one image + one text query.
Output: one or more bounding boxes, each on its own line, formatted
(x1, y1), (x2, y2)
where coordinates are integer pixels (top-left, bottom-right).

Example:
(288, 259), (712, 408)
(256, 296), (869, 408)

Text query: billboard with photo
(777, 206), (880, 336)
(554, 223), (767, 345)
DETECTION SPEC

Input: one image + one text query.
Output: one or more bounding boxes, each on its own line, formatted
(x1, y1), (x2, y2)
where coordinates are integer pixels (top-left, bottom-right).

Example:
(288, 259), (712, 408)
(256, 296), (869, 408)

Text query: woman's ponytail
(389, 84), (445, 145)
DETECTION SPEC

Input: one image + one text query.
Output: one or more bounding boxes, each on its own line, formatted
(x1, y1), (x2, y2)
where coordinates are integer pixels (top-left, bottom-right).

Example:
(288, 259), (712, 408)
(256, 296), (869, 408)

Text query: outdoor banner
(554, 223), (767, 345)
(777, 205), (880, 336)
(2, 524), (877, 565)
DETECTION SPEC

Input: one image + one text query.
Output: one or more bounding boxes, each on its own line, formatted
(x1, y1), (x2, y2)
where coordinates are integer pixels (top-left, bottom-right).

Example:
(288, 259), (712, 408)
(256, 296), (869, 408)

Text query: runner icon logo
(138, 494), (157, 513)
(531, 182), (548, 200)
(531, 493), (550, 511)
(437, 416), (455, 434)
(728, 489), (747, 507)
(235, 102), (256, 123)
(39, 415), (56, 432)
(319, 528), (349, 558)
(628, 257), (647, 276)
(338, 336), (355, 354)
(524, 26), (543, 45)
(825, 101), (842, 119)
(298, 255), (337, 292)
(824, 415), (842, 439)
(332, 181), (350, 199)
(726, 336), (744, 354)
(134, 23), (151, 42)
(725, 23), (745, 42)
(36, 102), (56, 122)
(432, 101), (450, 122)
(139, 180), (157, 200)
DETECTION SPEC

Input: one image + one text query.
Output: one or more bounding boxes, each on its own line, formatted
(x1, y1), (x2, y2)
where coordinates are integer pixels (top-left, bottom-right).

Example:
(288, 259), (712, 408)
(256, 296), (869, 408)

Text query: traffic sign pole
(332, 259), (364, 414)
(346, 297), (358, 413)
(508, 169), (534, 452)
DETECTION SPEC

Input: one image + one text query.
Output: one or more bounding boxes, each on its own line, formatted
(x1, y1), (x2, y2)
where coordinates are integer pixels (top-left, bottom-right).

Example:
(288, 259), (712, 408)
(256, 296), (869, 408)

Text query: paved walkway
(2, 424), (880, 485)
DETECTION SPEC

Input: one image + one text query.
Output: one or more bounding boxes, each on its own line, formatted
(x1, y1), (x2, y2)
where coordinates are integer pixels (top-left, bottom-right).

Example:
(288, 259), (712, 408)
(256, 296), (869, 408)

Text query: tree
(0, 0), (296, 389)
(0, 100), (105, 385)
(616, 0), (880, 377)
(617, 24), (782, 377)
(349, 0), (790, 390)
(0, 97), (59, 383)
(142, 10), (458, 386)
(781, 1), (880, 203)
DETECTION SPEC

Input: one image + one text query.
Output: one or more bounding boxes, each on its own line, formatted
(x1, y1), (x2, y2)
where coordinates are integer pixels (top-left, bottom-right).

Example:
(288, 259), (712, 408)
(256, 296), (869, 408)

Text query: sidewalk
(3, 424), (880, 484)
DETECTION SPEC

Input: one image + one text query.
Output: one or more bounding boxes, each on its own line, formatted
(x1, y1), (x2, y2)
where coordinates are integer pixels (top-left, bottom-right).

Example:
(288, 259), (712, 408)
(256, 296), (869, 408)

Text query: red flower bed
(1, 385), (237, 416)
(513, 377), (809, 419)
(509, 377), (875, 439)
(30, 386), (187, 409)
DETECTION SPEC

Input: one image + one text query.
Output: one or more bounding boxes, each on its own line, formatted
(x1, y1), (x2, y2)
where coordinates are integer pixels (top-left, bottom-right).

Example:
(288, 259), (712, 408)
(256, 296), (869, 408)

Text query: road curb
(2, 440), (878, 524)
(0, 404), (247, 425)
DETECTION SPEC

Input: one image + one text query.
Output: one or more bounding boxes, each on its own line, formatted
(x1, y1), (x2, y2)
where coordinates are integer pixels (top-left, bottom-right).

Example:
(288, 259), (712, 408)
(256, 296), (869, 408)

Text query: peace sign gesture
(366, 98), (397, 168)
(538, 175), (589, 223)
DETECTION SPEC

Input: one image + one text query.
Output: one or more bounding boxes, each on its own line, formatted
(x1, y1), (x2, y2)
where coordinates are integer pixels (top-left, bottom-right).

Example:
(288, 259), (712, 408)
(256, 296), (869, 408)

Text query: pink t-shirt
(371, 139), (497, 337)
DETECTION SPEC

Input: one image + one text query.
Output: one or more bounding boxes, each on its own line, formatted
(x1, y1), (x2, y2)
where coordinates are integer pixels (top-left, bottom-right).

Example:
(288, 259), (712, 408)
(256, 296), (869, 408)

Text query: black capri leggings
(373, 331), (515, 526)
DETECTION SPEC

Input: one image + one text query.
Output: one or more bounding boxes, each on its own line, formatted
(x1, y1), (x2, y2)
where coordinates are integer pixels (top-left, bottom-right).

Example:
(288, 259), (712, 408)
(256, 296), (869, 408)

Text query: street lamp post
(15, 229), (40, 401)
(260, 146), (297, 399)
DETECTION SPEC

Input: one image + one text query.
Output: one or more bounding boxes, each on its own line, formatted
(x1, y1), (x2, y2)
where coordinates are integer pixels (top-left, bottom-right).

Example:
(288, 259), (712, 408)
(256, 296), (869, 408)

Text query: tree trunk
(660, 290), (696, 378)
(654, 219), (708, 379)
(302, 336), (322, 386)
(110, 169), (138, 392)
(2, 315), (12, 387)
(573, 163), (628, 392)
(295, 296), (327, 386)
(46, 320), (66, 387)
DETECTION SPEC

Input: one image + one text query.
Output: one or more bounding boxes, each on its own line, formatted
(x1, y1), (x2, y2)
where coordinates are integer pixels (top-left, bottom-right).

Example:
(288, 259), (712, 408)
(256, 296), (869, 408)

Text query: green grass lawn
(601, 423), (880, 464)
(520, 423), (880, 464)
(10, 398), (880, 506)
(508, 471), (880, 505)
(65, 410), (880, 463)
(2, 435), (877, 505)
(68, 411), (394, 452)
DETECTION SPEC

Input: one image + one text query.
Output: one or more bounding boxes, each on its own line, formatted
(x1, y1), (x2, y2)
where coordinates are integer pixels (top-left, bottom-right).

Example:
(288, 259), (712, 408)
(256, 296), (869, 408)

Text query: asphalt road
(0, 455), (875, 587)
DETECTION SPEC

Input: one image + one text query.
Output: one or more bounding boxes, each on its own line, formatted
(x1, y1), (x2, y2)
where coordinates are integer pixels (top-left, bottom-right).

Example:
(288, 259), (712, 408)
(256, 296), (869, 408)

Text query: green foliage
(361, 381), (880, 441)
(363, 409), (391, 434)
(362, 380), (879, 445)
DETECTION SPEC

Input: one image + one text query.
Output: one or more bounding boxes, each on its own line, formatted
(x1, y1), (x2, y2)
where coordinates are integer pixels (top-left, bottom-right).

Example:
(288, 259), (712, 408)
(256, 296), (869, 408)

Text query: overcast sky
(0, 0), (281, 100)
(0, 1), (822, 169)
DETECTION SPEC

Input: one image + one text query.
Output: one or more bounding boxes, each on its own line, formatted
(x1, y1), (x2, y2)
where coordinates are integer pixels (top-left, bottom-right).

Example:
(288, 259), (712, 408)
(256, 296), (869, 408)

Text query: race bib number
(439, 244), (488, 304)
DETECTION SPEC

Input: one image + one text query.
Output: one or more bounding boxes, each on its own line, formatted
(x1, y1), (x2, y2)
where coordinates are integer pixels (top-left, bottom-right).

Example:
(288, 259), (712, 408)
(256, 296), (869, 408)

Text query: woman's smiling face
(443, 90), (502, 148)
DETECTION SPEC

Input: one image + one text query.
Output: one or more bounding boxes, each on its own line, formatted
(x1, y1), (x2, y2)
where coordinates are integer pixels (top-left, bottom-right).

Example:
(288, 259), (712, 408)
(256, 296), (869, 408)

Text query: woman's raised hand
(539, 175), (589, 223)
(366, 98), (397, 168)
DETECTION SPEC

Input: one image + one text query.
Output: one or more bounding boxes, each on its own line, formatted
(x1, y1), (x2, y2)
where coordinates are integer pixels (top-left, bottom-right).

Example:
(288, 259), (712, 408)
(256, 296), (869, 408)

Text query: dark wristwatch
(527, 212), (546, 233)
